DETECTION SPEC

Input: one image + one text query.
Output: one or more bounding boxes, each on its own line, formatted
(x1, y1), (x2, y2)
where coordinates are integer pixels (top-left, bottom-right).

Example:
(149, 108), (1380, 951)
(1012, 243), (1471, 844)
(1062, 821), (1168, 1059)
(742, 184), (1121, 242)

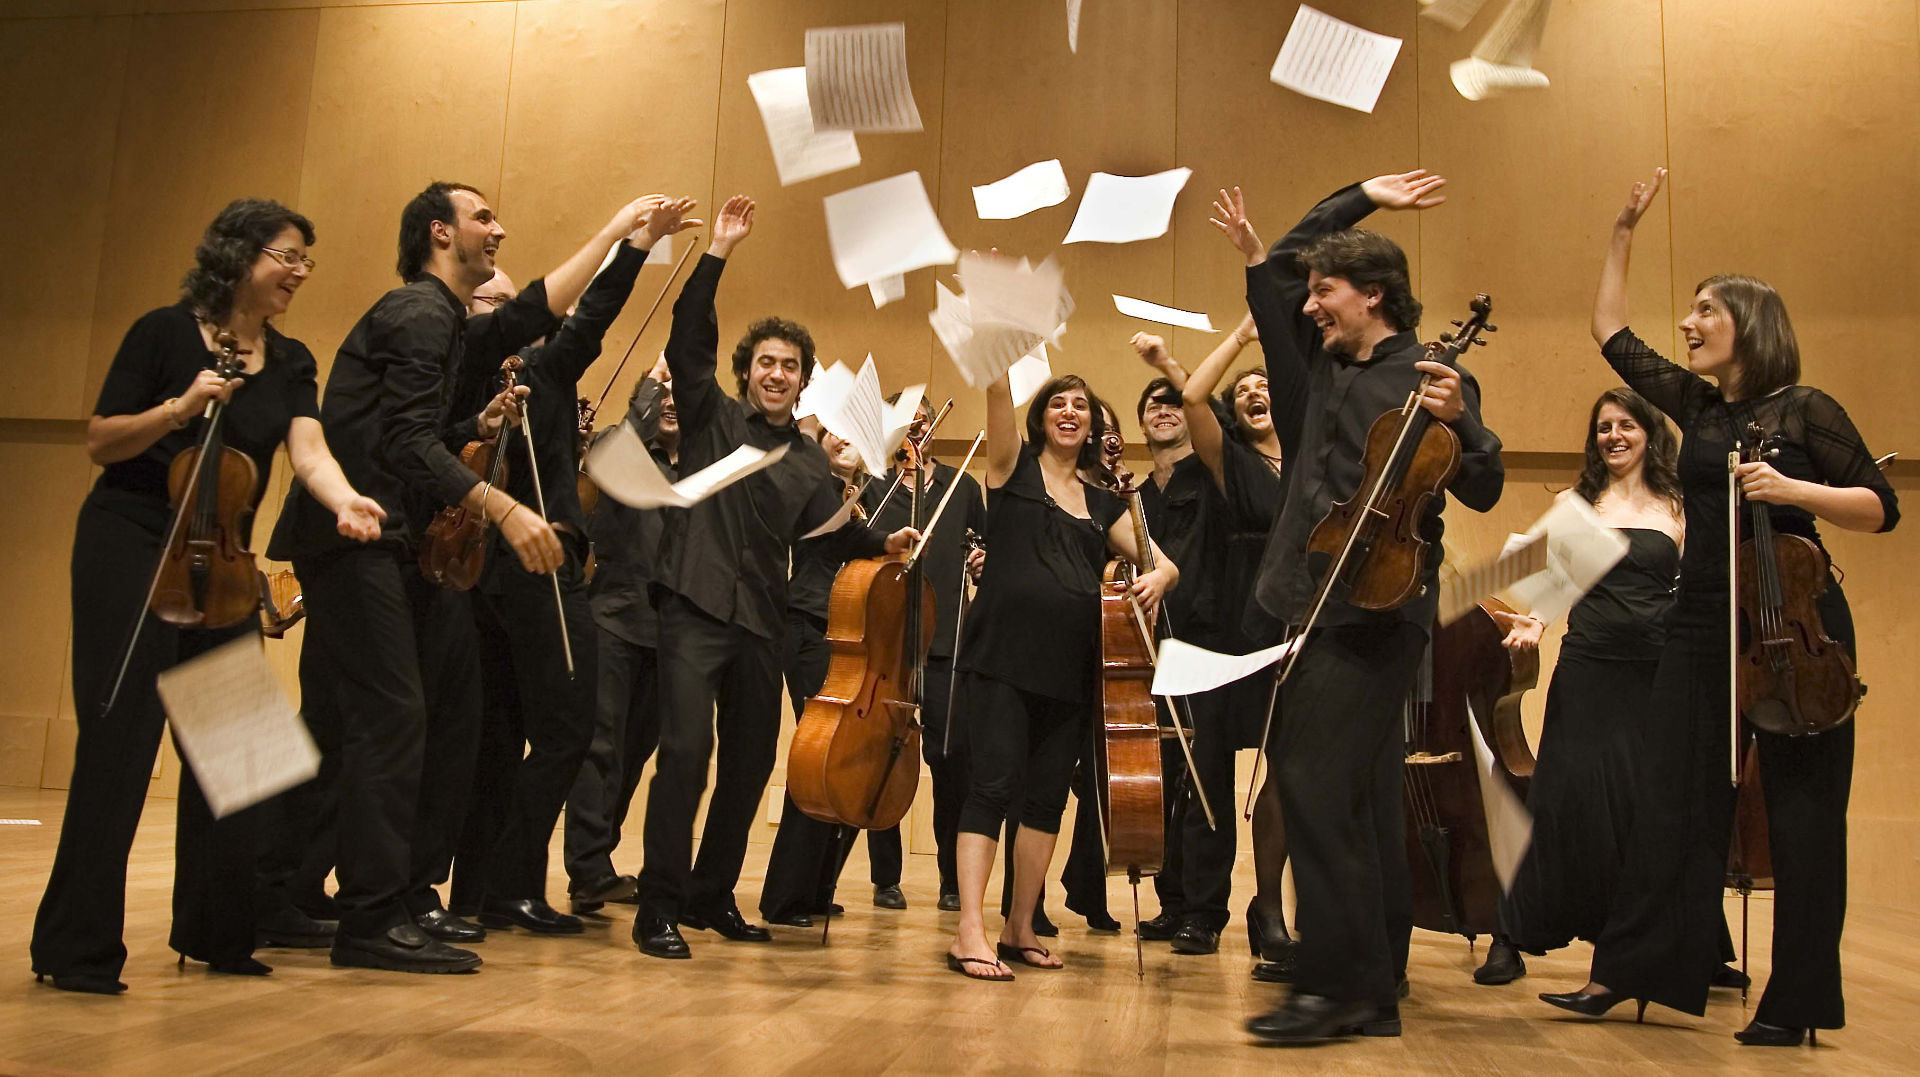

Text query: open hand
(636, 196), (702, 249)
(1489, 609), (1543, 652)
(334, 495), (387, 543)
(1614, 167), (1666, 232)
(709, 195), (755, 258)
(1209, 187), (1265, 266)
(1361, 170), (1448, 211)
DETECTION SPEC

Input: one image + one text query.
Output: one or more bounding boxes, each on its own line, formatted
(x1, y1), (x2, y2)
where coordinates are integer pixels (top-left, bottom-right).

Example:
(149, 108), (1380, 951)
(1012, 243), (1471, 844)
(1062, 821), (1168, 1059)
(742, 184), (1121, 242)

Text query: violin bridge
(1404, 751), (1464, 765)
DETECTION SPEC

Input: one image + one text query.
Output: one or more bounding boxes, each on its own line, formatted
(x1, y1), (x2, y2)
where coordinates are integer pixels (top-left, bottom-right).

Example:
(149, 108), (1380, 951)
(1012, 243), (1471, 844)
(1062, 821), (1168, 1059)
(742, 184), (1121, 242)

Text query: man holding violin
(632, 196), (916, 960)
(1210, 172), (1505, 1042)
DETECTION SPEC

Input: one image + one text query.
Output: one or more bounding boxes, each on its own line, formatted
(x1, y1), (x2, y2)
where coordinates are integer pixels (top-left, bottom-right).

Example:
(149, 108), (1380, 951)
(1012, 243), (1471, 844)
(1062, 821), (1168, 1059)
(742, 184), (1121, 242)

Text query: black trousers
(293, 544), (481, 937)
(1004, 756), (1109, 919)
(32, 501), (260, 978)
(562, 628), (660, 889)
(920, 656), (968, 894)
(637, 593), (782, 919)
(1271, 620), (1424, 1005)
(256, 637), (343, 918)
(958, 673), (1084, 840)
(760, 612), (904, 920)
(1172, 688), (1238, 930)
(448, 610), (519, 913)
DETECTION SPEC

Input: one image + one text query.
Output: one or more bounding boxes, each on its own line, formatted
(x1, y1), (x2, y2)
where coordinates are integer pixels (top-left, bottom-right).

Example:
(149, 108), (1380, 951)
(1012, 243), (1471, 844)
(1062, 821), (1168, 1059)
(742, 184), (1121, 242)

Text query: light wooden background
(1, 1), (1915, 908)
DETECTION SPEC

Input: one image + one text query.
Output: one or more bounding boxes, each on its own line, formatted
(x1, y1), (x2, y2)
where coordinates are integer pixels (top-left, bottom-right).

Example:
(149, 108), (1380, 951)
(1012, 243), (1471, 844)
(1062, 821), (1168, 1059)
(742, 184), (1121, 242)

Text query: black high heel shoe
(177, 953), (272, 976)
(1245, 900), (1293, 962)
(1538, 988), (1647, 1022)
(1734, 1019), (1813, 1047)
(36, 972), (127, 995)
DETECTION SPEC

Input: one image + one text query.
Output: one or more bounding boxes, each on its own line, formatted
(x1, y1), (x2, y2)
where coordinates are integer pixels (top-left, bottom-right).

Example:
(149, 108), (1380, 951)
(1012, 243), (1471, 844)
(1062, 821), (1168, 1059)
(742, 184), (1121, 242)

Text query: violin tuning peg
(1485, 324), (1498, 333)
(1450, 319), (1464, 328)
(1439, 332), (1455, 344)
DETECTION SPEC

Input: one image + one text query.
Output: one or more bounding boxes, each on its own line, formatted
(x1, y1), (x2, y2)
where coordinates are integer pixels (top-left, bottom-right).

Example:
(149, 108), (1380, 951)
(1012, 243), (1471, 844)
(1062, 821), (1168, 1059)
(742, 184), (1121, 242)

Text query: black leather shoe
(1251, 956), (1296, 984)
(1246, 993), (1375, 1044)
(257, 905), (336, 948)
(937, 892), (961, 912)
(332, 924), (481, 974)
(1083, 911), (1122, 933)
(1031, 909), (1059, 938)
(1712, 963), (1752, 990)
(1734, 1019), (1810, 1047)
(1170, 921), (1220, 955)
(414, 908), (486, 943)
(36, 972), (128, 995)
(482, 897), (585, 935)
(767, 908), (814, 928)
(294, 892), (340, 922)
(1136, 911), (1181, 941)
(873, 885), (907, 910)
(681, 906), (772, 942)
(1539, 988), (1647, 1021)
(570, 874), (638, 915)
(1473, 939), (1526, 985)
(1337, 1003), (1402, 1037)
(633, 914), (690, 959)
(1246, 900), (1293, 962)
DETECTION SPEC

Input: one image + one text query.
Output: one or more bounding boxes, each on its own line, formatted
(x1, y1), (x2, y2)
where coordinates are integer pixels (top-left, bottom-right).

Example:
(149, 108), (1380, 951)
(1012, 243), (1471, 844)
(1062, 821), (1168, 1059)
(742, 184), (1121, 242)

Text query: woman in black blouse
(1538, 169), (1899, 1048)
(946, 372), (1177, 980)
(31, 199), (385, 994)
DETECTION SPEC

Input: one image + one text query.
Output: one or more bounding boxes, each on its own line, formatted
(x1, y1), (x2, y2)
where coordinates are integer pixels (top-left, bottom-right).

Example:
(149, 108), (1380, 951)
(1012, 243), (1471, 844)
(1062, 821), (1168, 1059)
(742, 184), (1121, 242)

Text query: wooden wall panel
(0, 16), (128, 421)
(81, 9), (321, 412)
(936, 0), (1177, 438)
(1663, 0), (1920, 450)
(497, 0), (726, 420)
(707, 0), (947, 409)
(0, 437), (94, 767)
(1415, 0), (1673, 452)
(286, 2), (518, 368)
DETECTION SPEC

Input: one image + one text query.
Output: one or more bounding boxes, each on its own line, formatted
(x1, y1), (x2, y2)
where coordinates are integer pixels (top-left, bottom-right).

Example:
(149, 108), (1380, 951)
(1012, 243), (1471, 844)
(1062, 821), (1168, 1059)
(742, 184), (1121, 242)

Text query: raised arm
(1593, 168), (1664, 347)
(662, 197), (753, 438)
(983, 371), (1020, 488)
(1175, 315), (1258, 487)
(540, 195), (669, 319)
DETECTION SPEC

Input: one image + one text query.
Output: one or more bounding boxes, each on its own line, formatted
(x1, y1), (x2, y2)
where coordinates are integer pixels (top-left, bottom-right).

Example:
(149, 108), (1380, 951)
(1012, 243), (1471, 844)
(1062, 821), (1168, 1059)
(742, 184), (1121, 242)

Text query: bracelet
(501, 503), (522, 526)
(163, 397), (187, 429)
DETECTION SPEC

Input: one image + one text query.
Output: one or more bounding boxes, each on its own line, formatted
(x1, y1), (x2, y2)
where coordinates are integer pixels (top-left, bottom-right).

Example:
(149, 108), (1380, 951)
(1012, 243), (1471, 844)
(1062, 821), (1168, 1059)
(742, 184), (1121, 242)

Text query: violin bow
(1121, 496), (1218, 833)
(586, 238), (700, 424)
(1727, 448), (1741, 788)
(867, 398), (954, 524)
(515, 393), (576, 677)
(904, 432), (983, 569)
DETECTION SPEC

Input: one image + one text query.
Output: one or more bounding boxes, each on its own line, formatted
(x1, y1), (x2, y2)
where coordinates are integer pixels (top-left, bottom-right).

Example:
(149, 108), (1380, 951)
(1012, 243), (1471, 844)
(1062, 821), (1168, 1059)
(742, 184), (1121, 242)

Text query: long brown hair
(1025, 374), (1105, 470)
(1574, 386), (1681, 511)
(1697, 274), (1800, 399)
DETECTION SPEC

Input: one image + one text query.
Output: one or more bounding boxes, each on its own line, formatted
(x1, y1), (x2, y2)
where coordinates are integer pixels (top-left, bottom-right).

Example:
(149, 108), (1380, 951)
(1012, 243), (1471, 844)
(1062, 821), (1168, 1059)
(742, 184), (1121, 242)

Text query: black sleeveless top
(958, 447), (1127, 703)
(1563, 527), (1679, 661)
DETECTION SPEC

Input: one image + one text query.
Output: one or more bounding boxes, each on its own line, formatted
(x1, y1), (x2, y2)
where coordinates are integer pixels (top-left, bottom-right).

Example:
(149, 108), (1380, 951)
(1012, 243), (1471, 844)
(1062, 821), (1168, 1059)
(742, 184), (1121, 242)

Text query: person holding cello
(1539, 169), (1899, 1047)
(32, 199), (387, 994)
(1212, 172), (1505, 1042)
(947, 370), (1176, 981)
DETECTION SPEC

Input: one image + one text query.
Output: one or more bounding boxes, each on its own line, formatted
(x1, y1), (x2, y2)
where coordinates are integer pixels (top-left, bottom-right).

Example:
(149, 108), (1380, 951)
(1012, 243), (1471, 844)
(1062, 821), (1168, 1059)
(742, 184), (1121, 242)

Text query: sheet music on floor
(1269, 5), (1403, 114)
(585, 424), (789, 509)
(821, 171), (957, 290)
(805, 23), (924, 133)
(155, 637), (319, 819)
(1468, 697), (1533, 891)
(747, 67), (862, 186)
(1150, 636), (1302, 697)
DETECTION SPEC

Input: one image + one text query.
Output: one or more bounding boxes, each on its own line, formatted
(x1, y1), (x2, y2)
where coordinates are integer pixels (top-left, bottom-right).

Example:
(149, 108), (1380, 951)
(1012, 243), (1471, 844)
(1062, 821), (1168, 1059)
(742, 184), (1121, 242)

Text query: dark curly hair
(179, 198), (315, 324)
(1296, 228), (1421, 333)
(1024, 374), (1106, 471)
(1219, 367), (1268, 443)
(1574, 386), (1682, 511)
(729, 317), (816, 397)
(398, 181), (484, 281)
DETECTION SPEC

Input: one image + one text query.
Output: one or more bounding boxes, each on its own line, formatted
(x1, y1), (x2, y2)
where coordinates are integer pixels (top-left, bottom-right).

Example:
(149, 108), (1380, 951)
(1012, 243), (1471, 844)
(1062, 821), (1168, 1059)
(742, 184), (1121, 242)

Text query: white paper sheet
(1112, 294), (1216, 333)
(1438, 531), (1547, 626)
(1008, 343), (1053, 407)
(1450, 57), (1550, 100)
(156, 636), (320, 819)
(814, 355), (924, 477)
(585, 424), (789, 508)
(800, 489), (864, 540)
(1450, 0), (1553, 100)
(867, 274), (906, 308)
(1150, 636), (1302, 697)
(804, 23), (924, 133)
(795, 359), (853, 422)
(746, 67), (863, 187)
(1502, 491), (1632, 625)
(1467, 697), (1533, 892)
(959, 253), (1072, 341)
(1062, 167), (1192, 245)
(1419, 0), (1490, 31)
(1067, 0), (1083, 52)
(930, 283), (1041, 391)
(972, 159), (1072, 220)
(1269, 5), (1403, 114)
(822, 171), (957, 290)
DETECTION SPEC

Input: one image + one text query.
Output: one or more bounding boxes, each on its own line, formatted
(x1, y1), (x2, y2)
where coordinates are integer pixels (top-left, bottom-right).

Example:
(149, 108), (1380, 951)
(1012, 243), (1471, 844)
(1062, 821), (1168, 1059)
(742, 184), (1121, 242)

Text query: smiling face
(1302, 272), (1383, 357)
(747, 337), (804, 420)
(241, 225), (311, 319)
(1592, 401), (1647, 482)
(1140, 394), (1188, 450)
(1043, 387), (1092, 456)
(1230, 370), (1272, 438)
(1679, 286), (1738, 385)
(445, 189), (504, 289)
(820, 430), (861, 479)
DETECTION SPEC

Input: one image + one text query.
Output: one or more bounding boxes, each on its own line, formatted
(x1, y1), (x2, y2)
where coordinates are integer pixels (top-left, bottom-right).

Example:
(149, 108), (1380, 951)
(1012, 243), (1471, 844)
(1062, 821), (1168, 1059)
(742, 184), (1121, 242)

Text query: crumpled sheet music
(156, 636), (319, 819)
(814, 355), (924, 477)
(747, 66), (862, 186)
(1501, 490), (1631, 625)
(1009, 344), (1052, 408)
(1149, 636), (1302, 697)
(867, 274), (906, 308)
(821, 171), (957, 290)
(1062, 167), (1191, 245)
(1113, 294), (1216, 333)
(972, 159), (1071, 221)
(585, 424), (789, 509)
(796, 359), (854, 422)
(1269, 5), (1403, 114)
(805, 23), (924, 133)
(1468, 697), (1533, 891)
(1451, 0), (1553, 100)
(932, 256), (1074, 390)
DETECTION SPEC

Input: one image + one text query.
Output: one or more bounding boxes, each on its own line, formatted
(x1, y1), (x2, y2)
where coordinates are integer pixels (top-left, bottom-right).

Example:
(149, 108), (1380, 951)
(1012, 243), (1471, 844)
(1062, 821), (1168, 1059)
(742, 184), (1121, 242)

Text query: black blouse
(1563, 527), (1679, 661)
(90, 303), (318, 539)
(957, 446), (1127, 703)
(1601, 328), (1899, 613)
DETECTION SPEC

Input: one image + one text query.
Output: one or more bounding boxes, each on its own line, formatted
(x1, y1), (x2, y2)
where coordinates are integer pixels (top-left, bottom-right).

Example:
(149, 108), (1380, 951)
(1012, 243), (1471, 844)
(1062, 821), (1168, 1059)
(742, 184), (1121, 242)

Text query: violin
(1733, 422), (1863, 736)
(152, 331), (262, 628)
(1403, 598), (1538, 940)
(419, 355), (520, 590)
(575, 395), (600, 520)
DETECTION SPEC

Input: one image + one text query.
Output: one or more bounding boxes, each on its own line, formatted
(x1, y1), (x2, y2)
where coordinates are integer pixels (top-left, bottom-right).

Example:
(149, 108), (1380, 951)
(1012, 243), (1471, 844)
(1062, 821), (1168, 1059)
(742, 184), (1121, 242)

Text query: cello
(1403, 597), (1538, 941)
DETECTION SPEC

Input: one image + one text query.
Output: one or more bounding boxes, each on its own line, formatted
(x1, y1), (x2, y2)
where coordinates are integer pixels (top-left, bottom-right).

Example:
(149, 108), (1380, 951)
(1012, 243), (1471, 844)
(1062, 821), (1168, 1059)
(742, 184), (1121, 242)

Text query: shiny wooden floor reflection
(2, 786), (1916, 1075)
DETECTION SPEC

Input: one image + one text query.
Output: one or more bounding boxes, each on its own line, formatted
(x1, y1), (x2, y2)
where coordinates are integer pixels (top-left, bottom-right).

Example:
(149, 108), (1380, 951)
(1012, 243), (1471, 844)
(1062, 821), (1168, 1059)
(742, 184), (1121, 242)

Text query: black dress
(1589, 328), (1898, 1024)
(1505, 527), (1677, 953)
(33, 304), (319, 982)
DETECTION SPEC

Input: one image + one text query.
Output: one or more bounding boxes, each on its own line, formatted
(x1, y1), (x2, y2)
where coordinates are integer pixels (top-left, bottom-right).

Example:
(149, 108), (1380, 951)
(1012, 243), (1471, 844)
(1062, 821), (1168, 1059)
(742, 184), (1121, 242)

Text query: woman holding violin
(947, 372), (1176, 981)
(1540, 169), (1899, 1047)
(32, 199), (385, 994)
(1483, 387), (1683, 983)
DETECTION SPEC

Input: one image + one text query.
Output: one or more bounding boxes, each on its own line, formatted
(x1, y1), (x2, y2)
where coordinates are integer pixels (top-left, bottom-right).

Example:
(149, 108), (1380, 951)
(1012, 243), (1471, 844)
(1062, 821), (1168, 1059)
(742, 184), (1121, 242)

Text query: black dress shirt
(862, 461), (987, 658)
(1140, 452), (1228, 648)
(1245, 183), (1505, 630)
(267, 274), (555, 560)
(587, 377), (675, 647)
(650, 254), (887, 639)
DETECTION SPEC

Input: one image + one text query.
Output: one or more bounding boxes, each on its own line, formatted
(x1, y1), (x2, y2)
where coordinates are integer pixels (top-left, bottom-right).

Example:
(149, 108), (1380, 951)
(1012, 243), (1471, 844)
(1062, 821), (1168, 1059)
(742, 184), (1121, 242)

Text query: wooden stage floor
(2, 785), (1916, 1075)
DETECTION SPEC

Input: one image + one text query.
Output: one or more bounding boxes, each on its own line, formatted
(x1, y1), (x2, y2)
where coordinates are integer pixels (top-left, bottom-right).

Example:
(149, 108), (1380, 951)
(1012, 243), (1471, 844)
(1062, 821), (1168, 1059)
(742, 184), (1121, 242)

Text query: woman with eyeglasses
(31, 199), (385, 995)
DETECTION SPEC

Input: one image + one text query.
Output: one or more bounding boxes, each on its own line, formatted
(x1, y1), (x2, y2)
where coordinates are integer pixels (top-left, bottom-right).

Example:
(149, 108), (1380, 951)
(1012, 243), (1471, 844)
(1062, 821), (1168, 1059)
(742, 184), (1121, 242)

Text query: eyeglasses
(260, 246), (315, 271)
